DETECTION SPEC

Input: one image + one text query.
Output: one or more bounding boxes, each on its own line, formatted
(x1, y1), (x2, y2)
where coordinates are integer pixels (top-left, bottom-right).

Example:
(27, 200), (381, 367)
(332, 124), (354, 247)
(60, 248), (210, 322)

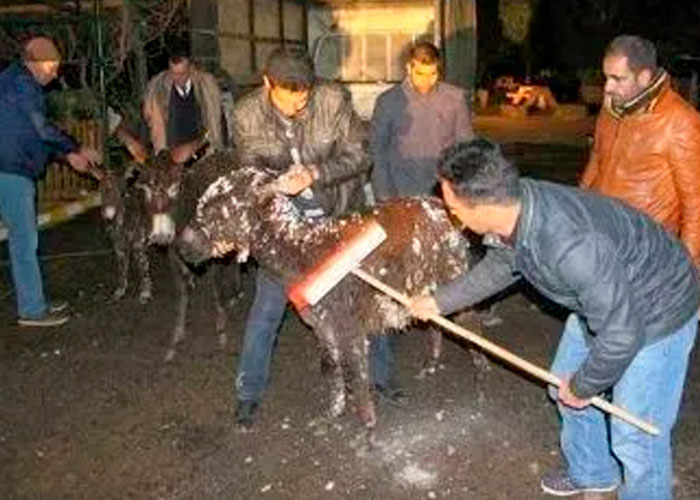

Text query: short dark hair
(264, 45), (315, 91)
(438, 138), (520, 204)
(605, 35), (657, 74)
(168, 40), (191, 65)
(408, 41), (441, 65)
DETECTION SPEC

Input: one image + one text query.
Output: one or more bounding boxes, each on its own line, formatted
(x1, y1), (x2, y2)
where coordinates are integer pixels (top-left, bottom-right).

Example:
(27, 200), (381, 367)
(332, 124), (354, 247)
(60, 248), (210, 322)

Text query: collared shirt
(174, 79), (192, 98)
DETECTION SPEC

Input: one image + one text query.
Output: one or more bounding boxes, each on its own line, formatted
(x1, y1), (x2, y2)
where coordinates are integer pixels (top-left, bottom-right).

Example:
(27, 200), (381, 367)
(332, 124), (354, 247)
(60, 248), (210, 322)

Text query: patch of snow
(395, 463), (437, 489)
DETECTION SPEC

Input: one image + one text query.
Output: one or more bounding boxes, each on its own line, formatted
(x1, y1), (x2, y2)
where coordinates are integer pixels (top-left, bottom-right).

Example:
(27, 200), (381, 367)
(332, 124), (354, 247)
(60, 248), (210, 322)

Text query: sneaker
(49, 301), (69, 314)
(235, 400), (258, 427)
(373, 383), (410, 408)
(540, 470), (617, 497)
(18, 311), (69, 327)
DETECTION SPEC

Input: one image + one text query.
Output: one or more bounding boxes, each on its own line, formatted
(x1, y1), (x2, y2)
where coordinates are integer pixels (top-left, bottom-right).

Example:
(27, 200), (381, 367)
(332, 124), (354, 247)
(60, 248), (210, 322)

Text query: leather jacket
(232, 82), (370, 216)
(581, 77), (700, 268)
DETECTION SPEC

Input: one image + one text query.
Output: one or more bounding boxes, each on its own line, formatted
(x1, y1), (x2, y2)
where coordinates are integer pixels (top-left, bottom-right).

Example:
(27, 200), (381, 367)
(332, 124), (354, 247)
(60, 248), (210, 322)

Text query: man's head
(406, 41), (441, 94)
(23, 37), (61, 86)
(602, 35), (658, 106)
(263, 45), (315, 118)
(438, 138), (520, 235)
(168, 45), (192, 89)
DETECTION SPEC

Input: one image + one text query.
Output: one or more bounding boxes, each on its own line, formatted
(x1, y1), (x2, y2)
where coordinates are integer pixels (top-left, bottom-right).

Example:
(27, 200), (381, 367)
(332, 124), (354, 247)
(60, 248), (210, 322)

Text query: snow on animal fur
(178, 166), (473, 429)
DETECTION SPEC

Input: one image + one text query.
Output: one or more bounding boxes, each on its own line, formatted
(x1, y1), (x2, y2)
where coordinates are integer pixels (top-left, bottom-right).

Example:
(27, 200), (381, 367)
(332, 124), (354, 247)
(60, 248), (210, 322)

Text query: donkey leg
(134, 235), (152, 304)
(111, 235), (129, 301)
(417, 326), (442, 379)
(165, 250), (193, 362)
(348, 336), (378, 449)
(228, 260), (244, 307)
(307, 318), (345, 420)
(352, 337), (376, 429)
(210, 263), (228, 349)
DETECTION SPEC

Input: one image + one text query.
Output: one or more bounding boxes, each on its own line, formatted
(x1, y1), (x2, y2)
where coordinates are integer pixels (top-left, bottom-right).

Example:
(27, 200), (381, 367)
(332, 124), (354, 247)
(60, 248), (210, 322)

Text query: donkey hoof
(416, 358), (439, 379)
(218, 333), (227, 349)
(164, 348), (177, 363)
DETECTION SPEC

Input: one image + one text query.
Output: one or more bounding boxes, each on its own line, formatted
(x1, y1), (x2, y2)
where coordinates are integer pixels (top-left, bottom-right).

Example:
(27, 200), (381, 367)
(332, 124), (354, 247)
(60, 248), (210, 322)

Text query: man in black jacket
(230, 46), (404, 426)
(409, 138), (698, 499)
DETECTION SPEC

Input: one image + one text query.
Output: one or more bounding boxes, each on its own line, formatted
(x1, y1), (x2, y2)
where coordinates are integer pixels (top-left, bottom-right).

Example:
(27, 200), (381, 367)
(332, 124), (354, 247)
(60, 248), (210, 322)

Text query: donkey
(115, 131), (241, 361)
(177, 166), (480, 433)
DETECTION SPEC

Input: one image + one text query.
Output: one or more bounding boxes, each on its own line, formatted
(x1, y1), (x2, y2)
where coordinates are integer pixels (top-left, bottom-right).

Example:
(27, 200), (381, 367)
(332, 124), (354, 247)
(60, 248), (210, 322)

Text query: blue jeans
(0, 172), (46, 318)
(235, 267), (393, 403)
(550, 313), (697, 500)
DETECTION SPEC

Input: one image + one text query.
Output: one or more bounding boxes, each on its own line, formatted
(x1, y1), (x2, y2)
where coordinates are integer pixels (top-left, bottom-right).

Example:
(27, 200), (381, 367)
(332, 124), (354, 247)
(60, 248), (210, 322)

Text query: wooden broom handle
(351, 267), (660, 436)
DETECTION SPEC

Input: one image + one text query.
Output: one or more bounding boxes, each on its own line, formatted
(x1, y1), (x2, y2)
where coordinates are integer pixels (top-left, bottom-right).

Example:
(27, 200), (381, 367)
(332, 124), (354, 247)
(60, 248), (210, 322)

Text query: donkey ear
(114, 126), (148, 165)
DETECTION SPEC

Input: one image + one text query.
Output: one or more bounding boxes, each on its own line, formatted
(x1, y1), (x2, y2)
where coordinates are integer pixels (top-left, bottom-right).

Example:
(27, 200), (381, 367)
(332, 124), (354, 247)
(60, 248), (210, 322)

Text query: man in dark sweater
(409, 139), (698, 499)
(142, 45), (224, 153)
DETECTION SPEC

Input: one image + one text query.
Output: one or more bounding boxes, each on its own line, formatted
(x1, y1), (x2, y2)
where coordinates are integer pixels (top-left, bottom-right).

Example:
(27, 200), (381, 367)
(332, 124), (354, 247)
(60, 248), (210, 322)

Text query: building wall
(192, 0), (307, 89)
(309, 1), (434, 83)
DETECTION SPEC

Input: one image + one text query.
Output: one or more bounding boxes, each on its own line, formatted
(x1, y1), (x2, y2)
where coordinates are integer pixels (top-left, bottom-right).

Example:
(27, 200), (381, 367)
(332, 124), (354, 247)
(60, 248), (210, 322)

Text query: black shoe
(235, 400), (258, 427)
(374, 383), (410, 408)
(540, 470), (617, 497)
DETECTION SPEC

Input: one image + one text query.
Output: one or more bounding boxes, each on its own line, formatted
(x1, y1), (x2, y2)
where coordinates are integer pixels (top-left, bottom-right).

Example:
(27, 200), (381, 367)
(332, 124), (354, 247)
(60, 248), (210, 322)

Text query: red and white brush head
(287, 219), (387, 310)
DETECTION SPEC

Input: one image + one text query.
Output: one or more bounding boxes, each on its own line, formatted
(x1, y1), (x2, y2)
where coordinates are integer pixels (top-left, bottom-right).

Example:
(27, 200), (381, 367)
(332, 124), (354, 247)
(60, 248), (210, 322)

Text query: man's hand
(275, 164), (316, 196)
(211, 241), (236, 258)
(66, 147), (102, 173)
(407, 294), (440, 321)
(557, 377), (592, 409)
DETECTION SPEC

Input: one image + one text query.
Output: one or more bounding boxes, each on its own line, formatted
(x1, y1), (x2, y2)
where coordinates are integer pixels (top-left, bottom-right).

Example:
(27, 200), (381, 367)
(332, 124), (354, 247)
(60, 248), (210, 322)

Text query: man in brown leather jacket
(581, 35), (700, 268)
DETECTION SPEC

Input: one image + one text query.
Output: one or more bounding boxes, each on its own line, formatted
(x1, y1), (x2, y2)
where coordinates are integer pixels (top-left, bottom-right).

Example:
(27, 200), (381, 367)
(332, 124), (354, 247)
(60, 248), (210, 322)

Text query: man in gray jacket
(409, 138), (698, 499)
(370, 41), (473, 200)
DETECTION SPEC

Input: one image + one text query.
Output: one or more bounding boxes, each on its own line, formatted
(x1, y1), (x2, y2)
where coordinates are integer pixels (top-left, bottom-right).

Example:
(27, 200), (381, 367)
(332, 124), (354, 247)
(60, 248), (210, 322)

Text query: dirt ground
(1, 127), (699, 500)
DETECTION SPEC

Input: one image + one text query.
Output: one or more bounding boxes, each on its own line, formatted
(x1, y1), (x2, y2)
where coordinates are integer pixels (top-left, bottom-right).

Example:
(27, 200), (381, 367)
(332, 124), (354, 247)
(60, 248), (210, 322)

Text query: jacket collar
(606, 69), (669, 119)
(513, 179), (535, 252)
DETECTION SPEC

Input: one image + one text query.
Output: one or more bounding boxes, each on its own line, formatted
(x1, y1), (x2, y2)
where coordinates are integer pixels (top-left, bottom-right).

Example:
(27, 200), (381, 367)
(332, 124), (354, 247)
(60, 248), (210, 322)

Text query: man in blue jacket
(0, 37), (99, 327)
(409, 138), (698, 499)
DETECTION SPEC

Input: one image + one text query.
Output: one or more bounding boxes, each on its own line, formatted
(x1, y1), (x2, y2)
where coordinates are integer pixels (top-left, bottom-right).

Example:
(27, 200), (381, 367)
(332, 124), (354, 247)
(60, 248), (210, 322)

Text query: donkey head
(178, 166), (276, 264)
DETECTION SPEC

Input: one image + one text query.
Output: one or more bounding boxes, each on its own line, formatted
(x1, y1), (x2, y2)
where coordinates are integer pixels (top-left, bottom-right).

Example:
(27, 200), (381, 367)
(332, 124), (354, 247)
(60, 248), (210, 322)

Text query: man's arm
(433, 246), (519, 316)
(17, 78), (77, 155)
(453, 90), (474, 142)
(579, 117), (603, 188)
(232, 104), (264, 167)
(669, 113), (700, 267)
(142, 74), (167, 153)
(312, 99), (370, 187)
(557, 234), (645, 399)
(369, 93), (397, 201)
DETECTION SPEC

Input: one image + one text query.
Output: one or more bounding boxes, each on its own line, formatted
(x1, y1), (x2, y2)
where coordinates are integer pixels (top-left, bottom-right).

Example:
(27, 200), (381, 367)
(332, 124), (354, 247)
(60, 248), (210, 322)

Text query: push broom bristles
(287, 219), (387, 310)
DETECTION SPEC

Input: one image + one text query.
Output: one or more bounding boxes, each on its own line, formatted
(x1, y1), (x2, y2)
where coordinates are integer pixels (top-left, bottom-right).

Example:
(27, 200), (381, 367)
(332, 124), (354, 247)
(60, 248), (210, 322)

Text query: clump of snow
(394, 463), (437, 489)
